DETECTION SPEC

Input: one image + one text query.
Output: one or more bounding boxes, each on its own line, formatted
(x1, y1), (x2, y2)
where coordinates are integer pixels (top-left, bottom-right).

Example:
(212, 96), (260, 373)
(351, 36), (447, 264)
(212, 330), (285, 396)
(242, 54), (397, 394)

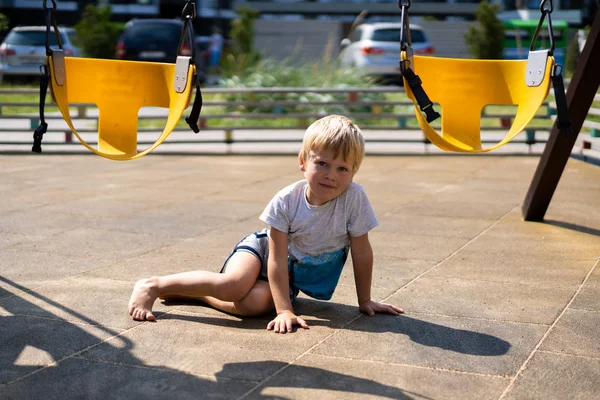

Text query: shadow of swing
(0, 276), (418, 399)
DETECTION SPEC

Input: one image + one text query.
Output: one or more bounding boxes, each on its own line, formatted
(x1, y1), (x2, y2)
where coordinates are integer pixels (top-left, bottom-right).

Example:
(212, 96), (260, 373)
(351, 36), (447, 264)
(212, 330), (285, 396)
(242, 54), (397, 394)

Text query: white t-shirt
(260, 180), (378, 300)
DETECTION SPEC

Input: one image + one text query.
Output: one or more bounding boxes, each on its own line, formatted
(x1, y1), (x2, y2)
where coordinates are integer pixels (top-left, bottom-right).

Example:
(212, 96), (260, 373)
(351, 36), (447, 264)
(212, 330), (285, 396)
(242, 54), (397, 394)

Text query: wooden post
(522, 11), (600, 221)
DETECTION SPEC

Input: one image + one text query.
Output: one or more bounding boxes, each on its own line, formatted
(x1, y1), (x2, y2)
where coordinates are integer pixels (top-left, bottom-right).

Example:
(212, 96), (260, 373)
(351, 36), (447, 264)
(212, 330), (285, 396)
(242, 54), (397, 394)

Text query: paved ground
(1, 153), (599, 399)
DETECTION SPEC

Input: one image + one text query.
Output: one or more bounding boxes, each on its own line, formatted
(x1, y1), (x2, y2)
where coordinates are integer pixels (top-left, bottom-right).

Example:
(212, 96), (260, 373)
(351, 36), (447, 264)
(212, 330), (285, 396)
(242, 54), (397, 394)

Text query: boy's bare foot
(128, 278), (159, 321)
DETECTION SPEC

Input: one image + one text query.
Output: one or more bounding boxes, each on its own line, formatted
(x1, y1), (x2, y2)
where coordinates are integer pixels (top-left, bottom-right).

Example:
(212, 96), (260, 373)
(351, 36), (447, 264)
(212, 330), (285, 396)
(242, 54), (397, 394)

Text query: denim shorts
(220, 229), (270, 280)
(220, 228), (297, 302)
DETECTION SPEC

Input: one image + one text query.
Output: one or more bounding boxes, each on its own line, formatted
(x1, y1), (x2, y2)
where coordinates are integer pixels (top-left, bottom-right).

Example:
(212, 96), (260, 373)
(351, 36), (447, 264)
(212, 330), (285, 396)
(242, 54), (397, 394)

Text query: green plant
(221, 7), (261, 78)
(218, 59), (393, 128)
(564, 29), (580, 77)
(0, 13), (9, 32)
(465, 0), (505, 59)
(73, 5), (121, 59)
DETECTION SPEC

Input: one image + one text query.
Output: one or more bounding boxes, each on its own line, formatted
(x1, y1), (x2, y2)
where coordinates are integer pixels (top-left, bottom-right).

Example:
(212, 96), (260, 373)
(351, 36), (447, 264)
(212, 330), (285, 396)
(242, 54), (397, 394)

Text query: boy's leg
(199, 280), (274, 317)
(128, 251), (262, 321)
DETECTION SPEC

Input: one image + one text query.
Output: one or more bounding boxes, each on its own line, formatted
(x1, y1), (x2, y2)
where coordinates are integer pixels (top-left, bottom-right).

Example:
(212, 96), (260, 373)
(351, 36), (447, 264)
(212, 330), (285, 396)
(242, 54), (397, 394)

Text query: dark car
(116, 18), (207, 82)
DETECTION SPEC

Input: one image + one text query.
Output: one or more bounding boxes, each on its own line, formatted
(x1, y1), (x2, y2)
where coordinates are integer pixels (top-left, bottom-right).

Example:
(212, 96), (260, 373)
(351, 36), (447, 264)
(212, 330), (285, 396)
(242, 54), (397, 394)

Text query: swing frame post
(522, 10), (600, 221)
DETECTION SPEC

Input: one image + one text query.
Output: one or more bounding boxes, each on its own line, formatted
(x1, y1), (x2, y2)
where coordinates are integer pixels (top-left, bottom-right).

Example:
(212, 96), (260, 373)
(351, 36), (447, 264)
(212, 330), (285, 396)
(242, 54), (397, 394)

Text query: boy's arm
(350, 233), (404, 316)
(266, 227), (308, 333)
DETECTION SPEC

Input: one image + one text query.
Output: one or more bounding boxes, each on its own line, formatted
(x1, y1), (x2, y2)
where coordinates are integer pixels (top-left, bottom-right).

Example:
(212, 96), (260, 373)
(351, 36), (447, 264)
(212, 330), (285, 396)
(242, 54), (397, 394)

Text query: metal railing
(0, 86), (597, 155)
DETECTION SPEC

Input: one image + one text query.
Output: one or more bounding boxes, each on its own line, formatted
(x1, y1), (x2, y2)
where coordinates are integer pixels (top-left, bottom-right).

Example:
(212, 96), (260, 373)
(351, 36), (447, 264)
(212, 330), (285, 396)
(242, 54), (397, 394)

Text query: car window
(65, 31), (78, 45)
(4, 31), (61, 46)
(370, 28), (426, 44)
(122, 23), (182, 45)
(350, 29), (362, 43)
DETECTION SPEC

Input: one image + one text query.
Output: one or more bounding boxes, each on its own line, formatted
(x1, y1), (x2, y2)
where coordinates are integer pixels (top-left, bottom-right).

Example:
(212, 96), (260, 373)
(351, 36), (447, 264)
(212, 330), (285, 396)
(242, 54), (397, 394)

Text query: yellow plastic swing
(34, 0), (201, 161)
(402, 53), (553, 153)
(398, 0), (568, 153)
(48, 56), (195, 160)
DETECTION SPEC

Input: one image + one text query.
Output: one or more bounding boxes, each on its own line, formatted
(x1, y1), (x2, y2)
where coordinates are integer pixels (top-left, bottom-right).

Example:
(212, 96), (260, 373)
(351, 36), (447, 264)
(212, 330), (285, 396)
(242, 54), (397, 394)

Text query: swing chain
(530, 0), (555, 55)
(397, 0), (412, 51)
(179, 0), (204, 133)
(178, 0), (197, 60)
(181, 0), (196, 19)
(42, 0), (63, 56)
(534, 0), (570, 136)
(539, 0), (553, 13)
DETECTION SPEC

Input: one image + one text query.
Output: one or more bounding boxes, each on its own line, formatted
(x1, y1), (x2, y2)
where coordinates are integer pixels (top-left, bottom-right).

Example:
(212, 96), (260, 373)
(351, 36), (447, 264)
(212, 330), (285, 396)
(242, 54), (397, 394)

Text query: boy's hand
(267, 311), (309, 333)
(359, 300), (404, 317)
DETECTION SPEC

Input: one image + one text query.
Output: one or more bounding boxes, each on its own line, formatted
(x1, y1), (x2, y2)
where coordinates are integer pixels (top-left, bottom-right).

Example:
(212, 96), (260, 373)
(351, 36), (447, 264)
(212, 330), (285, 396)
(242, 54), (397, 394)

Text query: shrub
(219, 59), (389, 118)
(221, 7), (261, 78)
(73, 5), (121, 59)
(0, 13), (9, 32)
(465, 0), (505, 59)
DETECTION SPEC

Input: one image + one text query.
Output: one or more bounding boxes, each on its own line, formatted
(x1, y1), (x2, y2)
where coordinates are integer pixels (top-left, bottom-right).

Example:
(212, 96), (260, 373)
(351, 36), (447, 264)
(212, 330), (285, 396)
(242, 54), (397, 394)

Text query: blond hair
(299, 115), (365, 174)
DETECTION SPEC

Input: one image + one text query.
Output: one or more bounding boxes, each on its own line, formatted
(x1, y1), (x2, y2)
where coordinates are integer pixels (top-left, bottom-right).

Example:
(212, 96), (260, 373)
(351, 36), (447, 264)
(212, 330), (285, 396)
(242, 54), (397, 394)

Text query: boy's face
(299, 148), (355, 206)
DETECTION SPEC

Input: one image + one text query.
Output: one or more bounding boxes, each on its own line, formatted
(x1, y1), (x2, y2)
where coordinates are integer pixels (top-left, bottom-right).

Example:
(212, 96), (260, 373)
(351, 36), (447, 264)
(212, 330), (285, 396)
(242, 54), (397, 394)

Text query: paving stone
(0, 208), (97, 237)
(338, 255), (432, 290)
(389, 275), (575, 324)
(539, 309), (600, 357)
(310, 313), (547, 376)
(376, 213), (495, 239)
(79, 311), (333, 382)
(370, 231), (470, 261)
(397, 197), (519, 220)
(249, 354), (510, 400)
(0, 232), (45, 251)
(0, 357), (254, 400)
(0, 315), (119, 384)
(1, 154), (600, 399)
(462, 231), (599, 260)
(570, 285), (600, 311)
(428, 251), (593, 288)
(0, 249), (112, 296)
(503, 352), (600, 400)
(10, 227), (179, 263)
(0, 276), (168, 330)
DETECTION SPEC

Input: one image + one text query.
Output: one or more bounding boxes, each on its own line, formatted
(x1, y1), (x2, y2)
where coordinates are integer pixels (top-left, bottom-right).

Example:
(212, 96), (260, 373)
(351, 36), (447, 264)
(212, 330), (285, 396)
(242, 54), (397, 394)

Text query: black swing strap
(398, 0), (440, 123)
(178, 0), (204, 133)
(33, 0), (63, 153)
(529, 0), (571, 136)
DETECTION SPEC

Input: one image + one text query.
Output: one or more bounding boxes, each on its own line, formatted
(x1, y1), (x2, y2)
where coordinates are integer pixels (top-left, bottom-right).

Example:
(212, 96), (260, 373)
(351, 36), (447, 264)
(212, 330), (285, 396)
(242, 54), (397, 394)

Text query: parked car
(116, 19), (207, 83)
(339, 23), (434, 83)
(0, 26), (81, 80)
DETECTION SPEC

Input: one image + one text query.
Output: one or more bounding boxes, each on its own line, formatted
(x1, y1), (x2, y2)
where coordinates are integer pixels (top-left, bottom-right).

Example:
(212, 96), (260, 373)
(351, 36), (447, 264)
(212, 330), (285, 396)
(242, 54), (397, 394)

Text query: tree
(221, 7), (261, 77)
(0, 13), (9, 32)
(73, 5), (121, 59)
(465, 0), (505, 59)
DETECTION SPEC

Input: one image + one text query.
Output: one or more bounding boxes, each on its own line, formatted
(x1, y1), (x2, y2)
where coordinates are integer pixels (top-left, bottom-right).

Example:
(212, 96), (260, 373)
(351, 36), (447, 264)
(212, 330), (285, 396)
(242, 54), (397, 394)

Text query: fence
(0, 87), (598, 156)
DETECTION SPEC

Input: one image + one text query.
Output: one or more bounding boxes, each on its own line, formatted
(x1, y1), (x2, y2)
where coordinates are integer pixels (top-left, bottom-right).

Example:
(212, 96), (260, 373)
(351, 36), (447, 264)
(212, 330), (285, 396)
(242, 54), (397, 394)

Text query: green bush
(219, 59), (389, 118)
(0, 13), (9, 32)
(221, 7), (261, 78)
(73, 5), (121, 59)
(565, 30), (580, 77)
(465, 0), (505, 59)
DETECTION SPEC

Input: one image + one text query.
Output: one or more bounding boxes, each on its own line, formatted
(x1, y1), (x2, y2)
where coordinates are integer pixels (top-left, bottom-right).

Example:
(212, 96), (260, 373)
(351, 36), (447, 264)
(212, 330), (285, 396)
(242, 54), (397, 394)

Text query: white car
(0, 26), (81, 80)
(339, 23), (434, 83)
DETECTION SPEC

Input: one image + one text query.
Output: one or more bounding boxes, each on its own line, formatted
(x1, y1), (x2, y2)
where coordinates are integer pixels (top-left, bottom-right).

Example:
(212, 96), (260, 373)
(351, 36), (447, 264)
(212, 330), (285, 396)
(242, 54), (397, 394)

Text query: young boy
(128, 115), (403, 333)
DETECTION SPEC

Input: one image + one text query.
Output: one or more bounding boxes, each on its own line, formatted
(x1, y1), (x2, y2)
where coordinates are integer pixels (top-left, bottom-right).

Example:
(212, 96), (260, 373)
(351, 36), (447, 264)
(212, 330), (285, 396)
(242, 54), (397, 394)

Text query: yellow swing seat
(48, 56), (195, 161)
(403, 53), (553, 153)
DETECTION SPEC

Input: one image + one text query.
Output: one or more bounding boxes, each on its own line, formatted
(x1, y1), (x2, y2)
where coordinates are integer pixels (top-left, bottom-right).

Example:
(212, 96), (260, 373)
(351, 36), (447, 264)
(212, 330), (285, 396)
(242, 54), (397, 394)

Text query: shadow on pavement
(162, 298), (511, 357)
(543, 219), (600, 237)
(0, 277), (417, 399)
